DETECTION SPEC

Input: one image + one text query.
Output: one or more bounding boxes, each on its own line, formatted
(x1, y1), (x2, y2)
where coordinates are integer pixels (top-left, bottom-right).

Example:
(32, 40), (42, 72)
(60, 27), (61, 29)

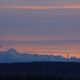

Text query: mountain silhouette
(0, 49), (80, 63)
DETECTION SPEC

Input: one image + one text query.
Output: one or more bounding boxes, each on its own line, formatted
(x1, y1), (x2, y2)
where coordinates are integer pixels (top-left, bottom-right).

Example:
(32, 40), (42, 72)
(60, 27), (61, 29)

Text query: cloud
(0, 4), (80, 10)
(0, 45), (3, 48)
(64, 5), (80, 8)
(0, 35), (80, 43)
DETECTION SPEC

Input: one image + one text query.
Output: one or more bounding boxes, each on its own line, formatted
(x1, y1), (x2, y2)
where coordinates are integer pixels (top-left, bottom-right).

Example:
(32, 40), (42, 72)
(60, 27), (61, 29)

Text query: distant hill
(0, 62), (80, 78)
(0, 49), (80, 63)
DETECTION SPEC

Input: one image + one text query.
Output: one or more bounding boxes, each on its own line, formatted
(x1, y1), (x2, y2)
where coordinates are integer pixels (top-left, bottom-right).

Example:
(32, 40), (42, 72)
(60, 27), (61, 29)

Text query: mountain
(0, 49), (80, 63)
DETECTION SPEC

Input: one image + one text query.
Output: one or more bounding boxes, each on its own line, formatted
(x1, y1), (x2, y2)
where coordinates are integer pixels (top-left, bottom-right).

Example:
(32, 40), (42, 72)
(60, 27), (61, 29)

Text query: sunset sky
(0, 0), (80, 58)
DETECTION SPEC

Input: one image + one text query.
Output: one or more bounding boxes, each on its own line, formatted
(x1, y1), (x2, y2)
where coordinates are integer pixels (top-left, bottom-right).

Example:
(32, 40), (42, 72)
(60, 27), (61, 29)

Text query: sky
(0, 0), (80, 58)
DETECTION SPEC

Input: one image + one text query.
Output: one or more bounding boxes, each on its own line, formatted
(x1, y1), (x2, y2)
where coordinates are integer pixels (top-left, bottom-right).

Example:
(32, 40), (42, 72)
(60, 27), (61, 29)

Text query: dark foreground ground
(0, 62), (80, 80)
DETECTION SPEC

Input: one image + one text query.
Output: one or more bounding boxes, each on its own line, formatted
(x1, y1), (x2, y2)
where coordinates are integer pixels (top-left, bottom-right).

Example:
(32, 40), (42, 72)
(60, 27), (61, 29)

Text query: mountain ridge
(0, 49), (80, 63)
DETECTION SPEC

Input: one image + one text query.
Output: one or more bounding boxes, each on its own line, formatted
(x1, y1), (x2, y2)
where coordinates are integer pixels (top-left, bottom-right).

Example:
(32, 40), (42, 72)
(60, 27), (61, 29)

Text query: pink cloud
(0, 35), (79, 42)
(0, 4), (80, 10)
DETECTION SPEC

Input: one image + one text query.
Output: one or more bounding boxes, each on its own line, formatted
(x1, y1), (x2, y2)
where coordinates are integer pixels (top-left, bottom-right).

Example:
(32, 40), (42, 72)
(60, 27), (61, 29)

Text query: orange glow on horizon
(0, 34), (80, 58)
(0, 44), (80, 58)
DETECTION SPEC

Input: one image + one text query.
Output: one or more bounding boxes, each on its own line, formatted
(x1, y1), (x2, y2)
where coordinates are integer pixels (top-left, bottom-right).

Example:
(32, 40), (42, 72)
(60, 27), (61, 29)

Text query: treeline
(0, 75), (78, 80)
